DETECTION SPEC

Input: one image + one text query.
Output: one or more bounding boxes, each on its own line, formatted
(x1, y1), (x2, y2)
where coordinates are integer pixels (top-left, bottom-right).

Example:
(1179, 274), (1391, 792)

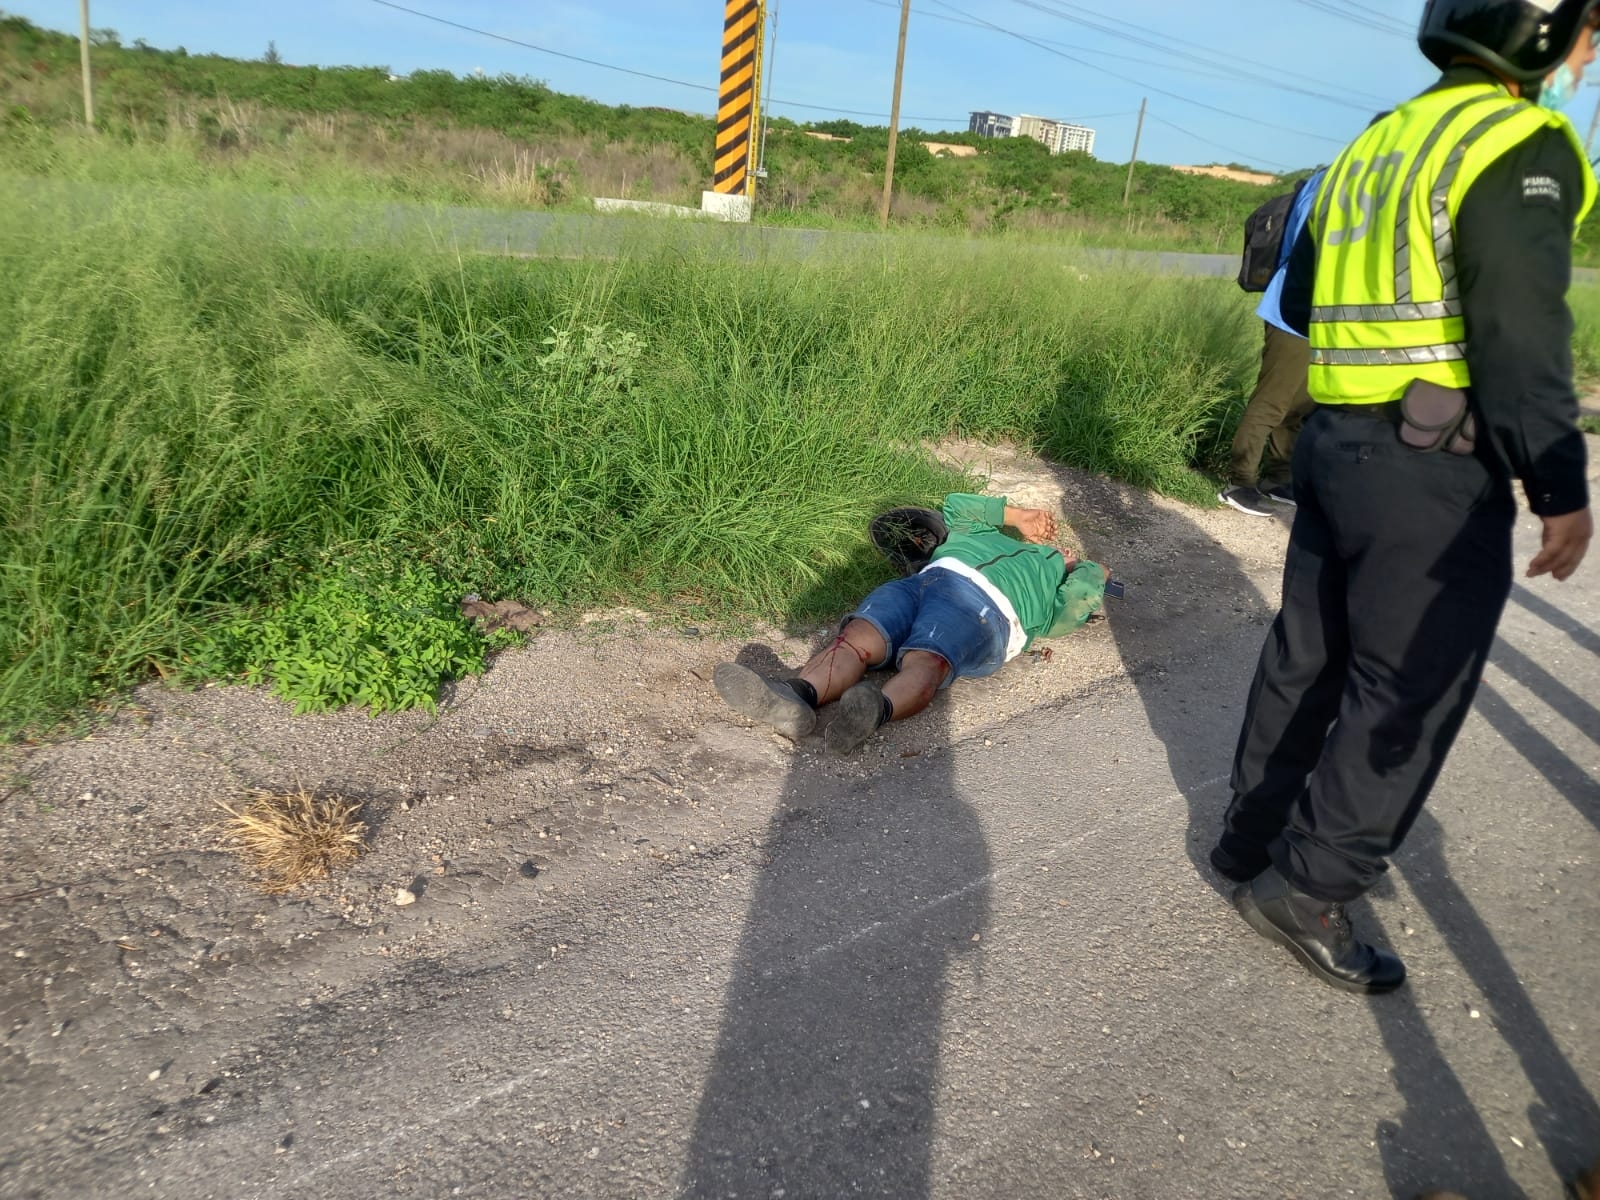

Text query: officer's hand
(1527, 507), (1593, 582)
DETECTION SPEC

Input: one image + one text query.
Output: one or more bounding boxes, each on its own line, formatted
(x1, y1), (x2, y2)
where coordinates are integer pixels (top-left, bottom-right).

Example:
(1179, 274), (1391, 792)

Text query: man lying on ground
(714, 493), (1109, 754)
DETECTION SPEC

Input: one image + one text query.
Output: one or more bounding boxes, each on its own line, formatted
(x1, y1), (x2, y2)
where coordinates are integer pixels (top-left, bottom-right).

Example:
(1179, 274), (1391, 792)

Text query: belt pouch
(1398, 380), (1476, 456)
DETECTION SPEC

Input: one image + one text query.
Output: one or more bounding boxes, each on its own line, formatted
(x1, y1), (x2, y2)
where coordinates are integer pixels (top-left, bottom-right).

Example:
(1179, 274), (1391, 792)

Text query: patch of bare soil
(1171, 164), (1277, 186)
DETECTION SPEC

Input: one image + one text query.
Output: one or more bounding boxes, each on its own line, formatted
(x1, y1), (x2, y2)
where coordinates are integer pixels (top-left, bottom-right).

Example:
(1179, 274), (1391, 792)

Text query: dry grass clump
(219, 788), (366, 893)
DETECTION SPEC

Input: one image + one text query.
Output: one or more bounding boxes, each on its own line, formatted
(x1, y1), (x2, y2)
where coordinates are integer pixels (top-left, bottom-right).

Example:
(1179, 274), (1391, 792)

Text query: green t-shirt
(930, 493), (1106, 648)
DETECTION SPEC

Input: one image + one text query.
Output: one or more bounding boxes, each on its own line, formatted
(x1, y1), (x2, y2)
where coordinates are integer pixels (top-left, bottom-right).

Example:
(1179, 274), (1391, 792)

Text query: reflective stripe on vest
(1307, 82), (1595, 406)
(1310, 300), (1462, 321)
(1312, 343), (1465, 366)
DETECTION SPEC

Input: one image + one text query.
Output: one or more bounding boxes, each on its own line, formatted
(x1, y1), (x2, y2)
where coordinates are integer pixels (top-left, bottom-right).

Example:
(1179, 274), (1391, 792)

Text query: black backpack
(1237, 179), (1307, 293)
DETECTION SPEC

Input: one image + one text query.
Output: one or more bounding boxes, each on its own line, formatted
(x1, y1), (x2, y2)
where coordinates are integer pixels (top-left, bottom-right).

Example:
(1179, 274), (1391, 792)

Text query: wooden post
(79, 0), (95, 128)
(1122, 97), (1146, 207)
(878, 0), (911, 230)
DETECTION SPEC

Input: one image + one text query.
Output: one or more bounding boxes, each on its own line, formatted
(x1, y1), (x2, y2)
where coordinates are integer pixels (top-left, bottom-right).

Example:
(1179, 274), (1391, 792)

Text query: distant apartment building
(970, 110), (1095, 157)
(968, 110), (1013, 139)
(1014, 113), (1096, 156)
(1054, 122), (1096, 155)
(1009, 113), (1052, 146)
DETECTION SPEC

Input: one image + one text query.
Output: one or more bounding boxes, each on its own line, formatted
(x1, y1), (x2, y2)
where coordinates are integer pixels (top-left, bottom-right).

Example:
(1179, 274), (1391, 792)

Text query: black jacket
(1281, 65), (1590, 516)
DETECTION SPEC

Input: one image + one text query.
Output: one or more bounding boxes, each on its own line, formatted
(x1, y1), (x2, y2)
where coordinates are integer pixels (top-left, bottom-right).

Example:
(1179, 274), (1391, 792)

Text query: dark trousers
(1221, 406), (1515, 902)
(1229, 323), (1316, 488)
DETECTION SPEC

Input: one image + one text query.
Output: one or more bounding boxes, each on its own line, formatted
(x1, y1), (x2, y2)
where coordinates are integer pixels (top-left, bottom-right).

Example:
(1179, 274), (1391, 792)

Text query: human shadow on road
(1368, 833), (1519, 1196)
(1050, 471), (1275, 891)
(1488, 640), (1600, 750)
(1510, 582), (1600, 657)
(1473, 679), (1600, 836)
(1053, 469), (1534, 1194)
(679, 560), (991, 1198)
(1484, 588), (1600, 834)
(1377, 809), (1600, 1194)
(1484, 598), (1600, 828)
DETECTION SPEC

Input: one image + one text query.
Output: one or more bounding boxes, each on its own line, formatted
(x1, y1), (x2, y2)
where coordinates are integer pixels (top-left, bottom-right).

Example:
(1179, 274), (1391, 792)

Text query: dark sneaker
(825, 682), (885, 755)
(713, 663), (816, 740)
(1260, 481), (1297, 506)
(1218, 485), (1275, 517)
(1232, 866), (1406, 994)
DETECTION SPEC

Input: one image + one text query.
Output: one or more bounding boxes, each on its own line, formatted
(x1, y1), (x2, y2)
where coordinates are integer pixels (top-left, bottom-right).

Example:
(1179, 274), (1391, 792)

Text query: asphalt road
(3, 488), (1597, 1200)
(389, 204), (1246, 278)
(16, 177), (1600, 287)
(12, 177), (1241, 275)
(395, 201), (1600, 287)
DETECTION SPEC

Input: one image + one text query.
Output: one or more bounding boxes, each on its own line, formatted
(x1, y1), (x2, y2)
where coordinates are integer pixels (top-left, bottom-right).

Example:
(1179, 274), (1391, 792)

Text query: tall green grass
(1569, 283), (1600, 381)
(0, 182), (1272, 734)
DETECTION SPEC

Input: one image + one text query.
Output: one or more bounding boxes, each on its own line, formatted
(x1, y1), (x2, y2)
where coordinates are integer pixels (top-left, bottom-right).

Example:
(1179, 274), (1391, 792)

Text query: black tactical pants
(1221, 405), (1516, 902)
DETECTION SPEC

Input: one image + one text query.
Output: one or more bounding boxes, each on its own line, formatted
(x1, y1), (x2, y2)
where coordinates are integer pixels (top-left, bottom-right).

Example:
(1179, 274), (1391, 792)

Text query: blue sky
(11, 0), (1442, 171)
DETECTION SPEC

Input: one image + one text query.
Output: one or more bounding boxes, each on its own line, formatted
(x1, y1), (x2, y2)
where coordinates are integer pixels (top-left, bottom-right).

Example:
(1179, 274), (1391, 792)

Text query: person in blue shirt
(1218, 167), (1327, 518)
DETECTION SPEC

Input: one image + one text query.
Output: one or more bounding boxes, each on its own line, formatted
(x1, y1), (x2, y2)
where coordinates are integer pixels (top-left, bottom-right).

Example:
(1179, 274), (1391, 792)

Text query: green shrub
(190, 559), (505, 714)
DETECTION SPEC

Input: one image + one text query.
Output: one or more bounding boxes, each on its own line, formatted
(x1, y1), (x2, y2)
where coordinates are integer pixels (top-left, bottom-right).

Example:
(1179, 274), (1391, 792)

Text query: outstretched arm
(941, 492), (1007, 534)
(943, 494), (1062, 544)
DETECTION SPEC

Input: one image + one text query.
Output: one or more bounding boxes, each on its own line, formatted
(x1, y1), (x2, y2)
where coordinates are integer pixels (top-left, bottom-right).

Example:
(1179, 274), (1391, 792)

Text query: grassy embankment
(6, 15), (1600, 738)
(0, 12), (1280, 251)
(1, 185), (1269, 736)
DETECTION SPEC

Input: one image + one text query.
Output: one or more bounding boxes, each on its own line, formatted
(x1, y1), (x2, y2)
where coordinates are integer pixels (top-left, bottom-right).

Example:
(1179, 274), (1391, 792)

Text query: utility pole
(78, 0), (95, 128)
(878, 0), (911, 230)
(1122, 97), (1146, 207)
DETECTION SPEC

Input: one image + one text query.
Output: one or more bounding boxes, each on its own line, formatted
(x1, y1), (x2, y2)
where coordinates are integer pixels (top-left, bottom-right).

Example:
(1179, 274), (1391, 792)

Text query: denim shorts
(846, 568), (1011, 689)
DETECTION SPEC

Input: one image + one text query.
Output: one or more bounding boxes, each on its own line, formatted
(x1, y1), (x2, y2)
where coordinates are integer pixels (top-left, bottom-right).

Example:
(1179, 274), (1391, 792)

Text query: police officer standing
(1212, 0), (1597, 993)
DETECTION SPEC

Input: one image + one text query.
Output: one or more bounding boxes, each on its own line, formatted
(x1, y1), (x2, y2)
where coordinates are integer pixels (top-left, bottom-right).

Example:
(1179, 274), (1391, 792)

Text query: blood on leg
(800, 619), (888, 705)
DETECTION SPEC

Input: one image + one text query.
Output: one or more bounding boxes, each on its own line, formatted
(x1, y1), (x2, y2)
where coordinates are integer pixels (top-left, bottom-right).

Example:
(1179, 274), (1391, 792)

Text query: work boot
(1232, 866), (1406, 994)
(713, 663), (816, 740)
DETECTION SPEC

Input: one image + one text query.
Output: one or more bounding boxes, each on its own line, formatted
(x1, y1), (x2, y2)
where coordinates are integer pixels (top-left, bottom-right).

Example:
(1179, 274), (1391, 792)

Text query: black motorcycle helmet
(1419, 0), (1600, 87)
(869, 507), (948, 577)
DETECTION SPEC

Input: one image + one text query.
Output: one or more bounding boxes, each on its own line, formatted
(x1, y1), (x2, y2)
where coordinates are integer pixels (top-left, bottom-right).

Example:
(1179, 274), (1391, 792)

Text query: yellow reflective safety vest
(1308, 81), (1595, 405)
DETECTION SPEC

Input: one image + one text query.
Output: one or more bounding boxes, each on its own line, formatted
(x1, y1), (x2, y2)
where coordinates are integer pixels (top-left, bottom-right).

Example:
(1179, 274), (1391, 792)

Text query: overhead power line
(368, 1), (712, 96)
(924, 0), (1350, 147)
(862, 0), (1242, 87)
(1144, 113), (1293, 173)
(996, 0), (1394, 109)
(1288, 0), (1412, 38)
(1325, 0), (1416, 28)
(866, 0), (1387, 109)
(367, 0), (968, 125)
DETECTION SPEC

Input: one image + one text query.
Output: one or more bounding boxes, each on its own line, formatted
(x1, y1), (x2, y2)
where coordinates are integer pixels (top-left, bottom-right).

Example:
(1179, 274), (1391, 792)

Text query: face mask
(1540, 63), (1579, 110)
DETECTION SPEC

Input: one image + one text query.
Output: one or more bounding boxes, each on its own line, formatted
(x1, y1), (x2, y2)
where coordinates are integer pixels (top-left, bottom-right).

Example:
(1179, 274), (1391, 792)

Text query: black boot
(1232, 866), (1406, 995)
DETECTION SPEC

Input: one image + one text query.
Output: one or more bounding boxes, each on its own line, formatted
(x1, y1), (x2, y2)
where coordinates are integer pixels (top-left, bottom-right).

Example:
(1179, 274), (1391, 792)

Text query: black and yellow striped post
(713, 0), (764, 200)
